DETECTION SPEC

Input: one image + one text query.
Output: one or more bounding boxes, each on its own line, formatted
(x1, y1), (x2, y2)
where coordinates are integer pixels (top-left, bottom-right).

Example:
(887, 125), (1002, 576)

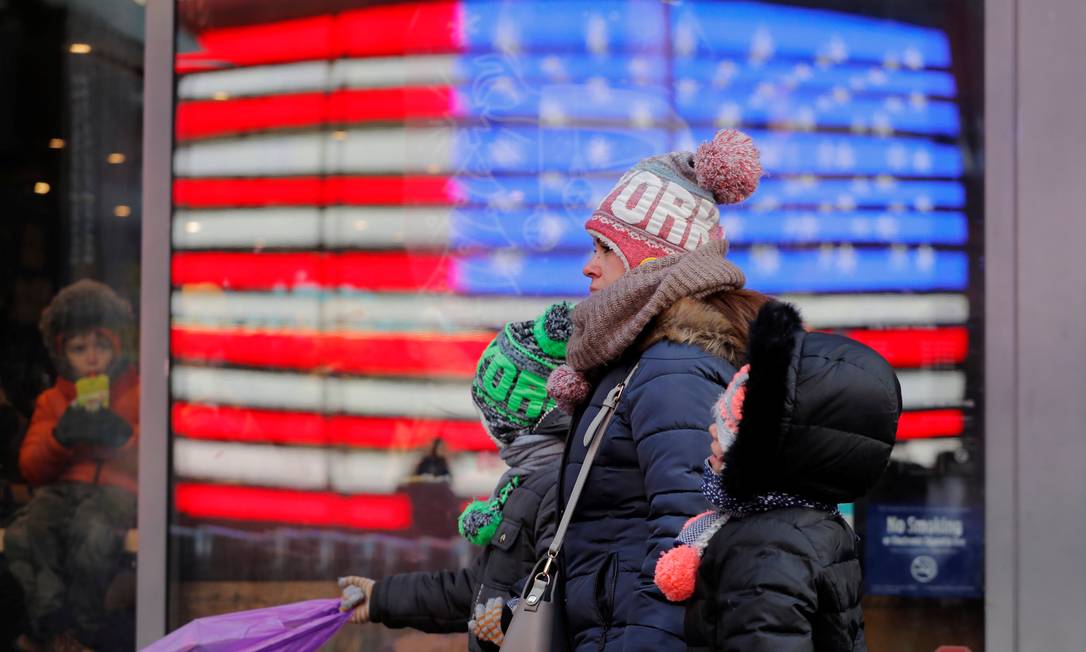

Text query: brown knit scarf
(567, 240), (746, 372)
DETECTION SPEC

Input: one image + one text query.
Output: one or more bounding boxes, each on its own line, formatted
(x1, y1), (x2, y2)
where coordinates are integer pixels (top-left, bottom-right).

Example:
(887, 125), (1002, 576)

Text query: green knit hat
(472, 302), (573, 448)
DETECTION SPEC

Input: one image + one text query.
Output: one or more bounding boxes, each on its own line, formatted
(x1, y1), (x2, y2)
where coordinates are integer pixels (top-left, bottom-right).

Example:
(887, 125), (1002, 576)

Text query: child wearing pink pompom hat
(653, 300), (901, 651)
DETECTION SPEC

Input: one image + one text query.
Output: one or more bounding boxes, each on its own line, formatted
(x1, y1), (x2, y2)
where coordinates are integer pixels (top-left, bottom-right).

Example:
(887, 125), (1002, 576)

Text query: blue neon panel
(456, 54), (669, 88)
(671, 2), (951, 67)
(448, 209), (967, 250)
(456, 248), (967, 295)
(463, 0), (667, 53)
(676, 91), (960, 136)
(452, 127), (669, 174)
(454, 176), (966, 210)
(454, 85), (673, 123)
(721, 211), (967, 245)
(749, 179), (966, 209)
(711, 129), (964, 176)
(673, 61), (957, 97)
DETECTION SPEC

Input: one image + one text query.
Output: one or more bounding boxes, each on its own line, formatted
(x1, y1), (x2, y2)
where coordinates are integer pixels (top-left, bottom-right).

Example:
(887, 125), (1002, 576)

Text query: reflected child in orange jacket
(6, 280), (139, 651)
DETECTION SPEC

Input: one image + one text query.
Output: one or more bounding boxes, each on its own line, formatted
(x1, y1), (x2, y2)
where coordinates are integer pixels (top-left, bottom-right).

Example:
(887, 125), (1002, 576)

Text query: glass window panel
(1, 1), (145, 649)
(168, 2), (983, 650)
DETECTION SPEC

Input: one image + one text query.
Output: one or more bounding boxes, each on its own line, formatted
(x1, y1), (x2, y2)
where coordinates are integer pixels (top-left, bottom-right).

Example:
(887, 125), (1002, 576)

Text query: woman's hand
(338, 576), (375, 624)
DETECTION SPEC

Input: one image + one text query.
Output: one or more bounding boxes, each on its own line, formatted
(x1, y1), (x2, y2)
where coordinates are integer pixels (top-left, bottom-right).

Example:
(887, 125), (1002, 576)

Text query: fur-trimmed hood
(638, 297), (747, 369)
(39, 279), (134, 380)
(724, 301), (901, 504)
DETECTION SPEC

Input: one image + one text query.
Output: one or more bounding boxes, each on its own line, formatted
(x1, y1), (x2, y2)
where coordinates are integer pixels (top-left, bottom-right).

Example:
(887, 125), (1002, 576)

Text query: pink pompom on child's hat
(653, 364), (752, 602)
(654, 510), (729, 602)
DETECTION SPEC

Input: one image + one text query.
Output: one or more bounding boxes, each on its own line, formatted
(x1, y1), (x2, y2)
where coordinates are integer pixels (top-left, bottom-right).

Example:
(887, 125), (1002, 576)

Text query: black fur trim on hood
(724, 301), (902, 504)
(39, 279), (134, 380)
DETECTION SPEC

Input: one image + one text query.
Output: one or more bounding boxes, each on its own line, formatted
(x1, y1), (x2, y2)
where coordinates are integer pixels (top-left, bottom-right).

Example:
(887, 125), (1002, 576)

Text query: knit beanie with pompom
(471, 302), (573, 448)
(584, 128), (761, 270)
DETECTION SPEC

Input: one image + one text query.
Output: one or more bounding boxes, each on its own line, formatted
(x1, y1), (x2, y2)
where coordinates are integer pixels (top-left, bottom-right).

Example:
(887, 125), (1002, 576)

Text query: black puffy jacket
(369, 469), (558, 650)
(687, 302), (901, 651)
(559, 298), (744, 651)
(369, 412), (566, 652)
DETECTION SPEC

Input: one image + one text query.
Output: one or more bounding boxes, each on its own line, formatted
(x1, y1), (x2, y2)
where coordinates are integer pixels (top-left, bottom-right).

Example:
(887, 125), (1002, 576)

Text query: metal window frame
(983, 0), (1016, 649)
(136, 0), (174, 646)
(137, 0), (1086, 648)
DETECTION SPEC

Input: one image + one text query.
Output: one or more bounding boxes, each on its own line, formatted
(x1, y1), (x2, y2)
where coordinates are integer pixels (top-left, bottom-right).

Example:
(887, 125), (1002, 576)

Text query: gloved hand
(54, 407), (133, 449)
(469, 596), (509, 647)
(338, 576), (375, 624)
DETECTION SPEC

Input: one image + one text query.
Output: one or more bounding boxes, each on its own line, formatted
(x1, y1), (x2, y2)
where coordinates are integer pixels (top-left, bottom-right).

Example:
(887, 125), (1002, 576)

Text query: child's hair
(39, 279), (133, 378)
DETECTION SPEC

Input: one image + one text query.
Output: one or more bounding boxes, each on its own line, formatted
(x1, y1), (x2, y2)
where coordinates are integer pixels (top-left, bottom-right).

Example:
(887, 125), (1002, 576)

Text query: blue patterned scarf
(700, 459), (839, 517)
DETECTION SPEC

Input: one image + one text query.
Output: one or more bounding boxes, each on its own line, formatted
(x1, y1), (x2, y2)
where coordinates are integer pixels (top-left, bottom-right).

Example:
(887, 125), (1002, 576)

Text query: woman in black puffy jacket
(653, 301), (902, 651)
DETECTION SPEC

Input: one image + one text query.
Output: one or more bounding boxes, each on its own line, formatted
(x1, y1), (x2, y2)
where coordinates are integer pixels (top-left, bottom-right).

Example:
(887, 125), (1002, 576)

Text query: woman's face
(64, 331), (114, 378)
(582, 237), (627, 293)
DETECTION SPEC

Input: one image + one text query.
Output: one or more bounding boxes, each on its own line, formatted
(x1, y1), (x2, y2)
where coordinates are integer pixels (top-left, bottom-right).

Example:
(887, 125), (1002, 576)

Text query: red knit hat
(585, 129), (762, 269)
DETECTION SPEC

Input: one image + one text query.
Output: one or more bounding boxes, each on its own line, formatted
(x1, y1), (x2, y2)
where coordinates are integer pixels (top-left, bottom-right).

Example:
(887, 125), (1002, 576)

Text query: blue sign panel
(865, 504), (983, 598)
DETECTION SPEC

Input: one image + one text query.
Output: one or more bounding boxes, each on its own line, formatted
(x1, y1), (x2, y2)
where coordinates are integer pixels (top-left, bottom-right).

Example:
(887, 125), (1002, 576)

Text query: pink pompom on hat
(654, 510), (729, 602)
(585, 129), (762, 270)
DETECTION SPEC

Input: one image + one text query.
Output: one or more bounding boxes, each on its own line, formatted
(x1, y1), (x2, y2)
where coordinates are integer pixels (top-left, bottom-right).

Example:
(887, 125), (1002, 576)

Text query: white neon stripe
(173, 207), (453, 249)
(173, 208), (320, 248)
(790, 293), (969, 328)
(889, 438), (963, 469)
(172, 366), (478, 418)
(332, 56), (460, 91)
(323, 207), (452, 249)
(448, 454), (506, 499)
(178, 61), (331, 100)
(171, 291), (967, 331)
(173, 127), (455, 178)
(897, 370), (966, 409)
(173, 438), (502, 496)
(171, 365), (962, 416)
(178, 56), (461, 100)
(171, 291), (578, 331)
(172, 291), (323, 329)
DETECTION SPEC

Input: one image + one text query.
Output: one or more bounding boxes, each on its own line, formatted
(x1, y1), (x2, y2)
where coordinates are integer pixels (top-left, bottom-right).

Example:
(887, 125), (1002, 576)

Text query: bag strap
(541, 363), (639, 574)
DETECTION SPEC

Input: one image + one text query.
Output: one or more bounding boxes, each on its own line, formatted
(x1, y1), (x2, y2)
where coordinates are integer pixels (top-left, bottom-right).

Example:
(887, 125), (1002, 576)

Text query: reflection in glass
(1, 1), (145, 649)
(169, 2), (983, 649)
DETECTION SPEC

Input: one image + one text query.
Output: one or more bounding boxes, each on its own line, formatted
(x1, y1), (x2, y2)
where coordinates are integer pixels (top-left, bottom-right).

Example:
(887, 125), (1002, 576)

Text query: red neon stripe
(841, 327), (968, 367)
(171, 327), (492, 377)
(175, 483), (413, 530)
(176, 2), (462, 70)
(171, 252), (453, 291)
(176, 87), (458, 141)
(896, 409), (965, 440)
(172, 403), (494, 452)
(173, 176), (460, 208)
(172, 401), (959, 450)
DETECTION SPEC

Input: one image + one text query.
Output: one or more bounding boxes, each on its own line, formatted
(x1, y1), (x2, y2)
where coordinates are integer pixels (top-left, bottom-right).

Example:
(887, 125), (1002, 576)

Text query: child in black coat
(654, 301), (902, 651)
(338, 303), (573, 652)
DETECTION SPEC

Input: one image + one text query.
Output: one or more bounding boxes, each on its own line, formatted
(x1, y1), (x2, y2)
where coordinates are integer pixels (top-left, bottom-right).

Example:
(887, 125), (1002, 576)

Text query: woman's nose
(583, 257), (599, 279)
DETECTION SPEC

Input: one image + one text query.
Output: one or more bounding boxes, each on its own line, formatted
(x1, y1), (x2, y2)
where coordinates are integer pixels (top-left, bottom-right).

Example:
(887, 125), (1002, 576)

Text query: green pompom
(457, 477), (519, 546)
(458, 500), (503, 546)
